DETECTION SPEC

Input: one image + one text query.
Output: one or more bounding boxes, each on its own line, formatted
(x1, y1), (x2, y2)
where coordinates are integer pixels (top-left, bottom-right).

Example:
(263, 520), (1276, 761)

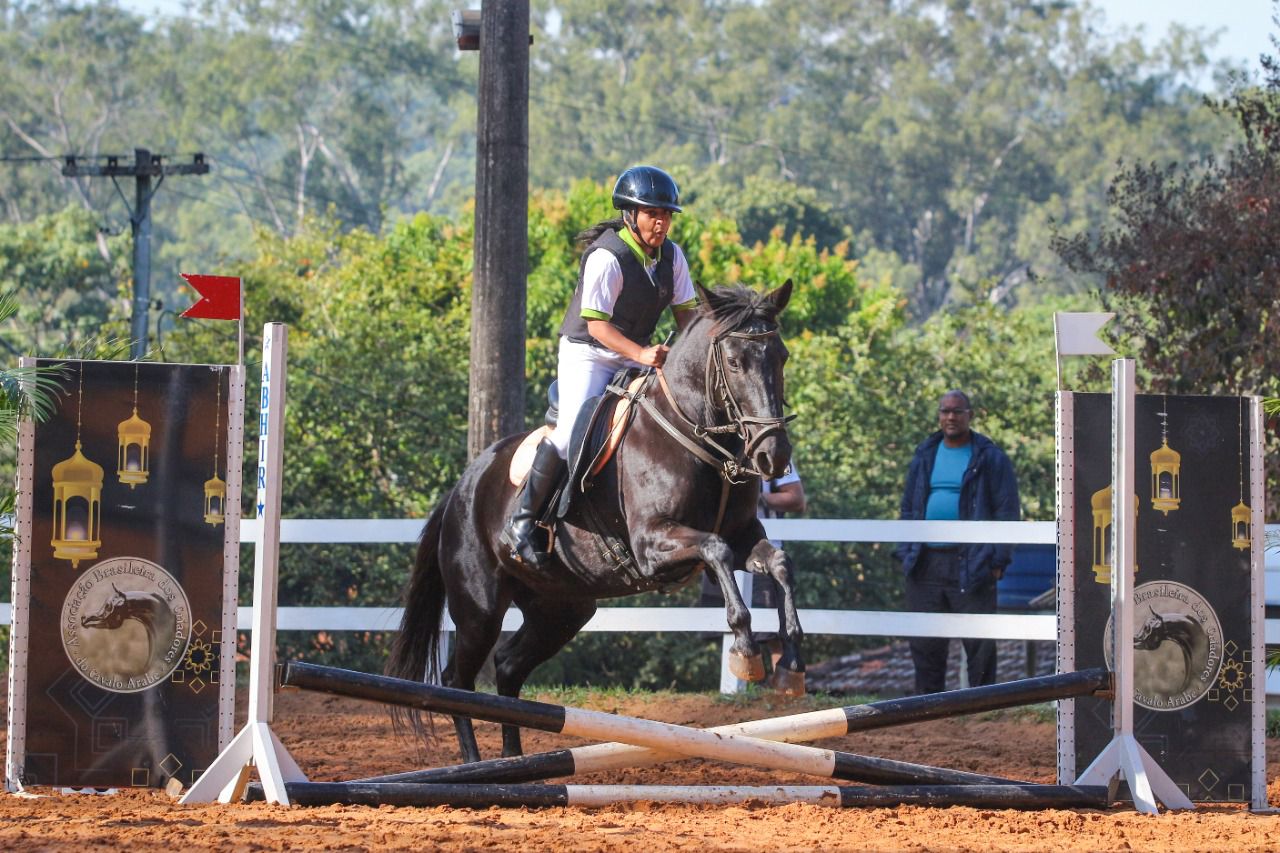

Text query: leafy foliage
(0, 0), (1235, 341)
(1055, 51), (1280, 512)
(0, 0), (1260, 684)
(1054, 60), (1280, 398)
(160, 212), (474, 658)
(0, 206), (131, 355)
(531, 0), (1229, 314)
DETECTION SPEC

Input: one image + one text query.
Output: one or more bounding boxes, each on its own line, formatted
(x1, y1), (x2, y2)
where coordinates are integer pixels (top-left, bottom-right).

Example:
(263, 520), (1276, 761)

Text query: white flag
(1054, 312), (1115, 356)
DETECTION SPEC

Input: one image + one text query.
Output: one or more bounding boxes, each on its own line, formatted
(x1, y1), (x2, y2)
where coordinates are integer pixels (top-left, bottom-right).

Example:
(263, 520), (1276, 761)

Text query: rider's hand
(636, 344), (670, 368)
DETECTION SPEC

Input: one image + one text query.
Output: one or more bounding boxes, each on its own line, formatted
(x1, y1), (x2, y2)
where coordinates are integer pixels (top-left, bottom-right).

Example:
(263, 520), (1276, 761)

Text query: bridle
(704, 327), (796, 465)
(625, 326), (795, 486)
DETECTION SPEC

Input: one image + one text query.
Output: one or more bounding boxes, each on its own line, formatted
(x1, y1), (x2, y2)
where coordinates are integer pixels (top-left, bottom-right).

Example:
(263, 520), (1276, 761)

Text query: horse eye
(726, 357), (742, 371)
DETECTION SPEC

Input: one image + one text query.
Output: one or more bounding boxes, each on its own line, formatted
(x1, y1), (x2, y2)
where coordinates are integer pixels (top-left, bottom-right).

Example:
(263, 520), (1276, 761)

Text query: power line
(60, 149), (210, 358)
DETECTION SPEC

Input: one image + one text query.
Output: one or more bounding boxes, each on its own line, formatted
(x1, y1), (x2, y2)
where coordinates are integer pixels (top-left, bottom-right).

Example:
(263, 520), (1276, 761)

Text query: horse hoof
(729, 652), (766, 682)
(769, 667), (806, 697)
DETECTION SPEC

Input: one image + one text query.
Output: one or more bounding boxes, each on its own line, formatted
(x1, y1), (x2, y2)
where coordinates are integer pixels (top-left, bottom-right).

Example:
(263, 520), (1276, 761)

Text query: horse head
(670, 280), (794, 479)
(1134, 605), (1201, 648)
(81, 583), (129, 630)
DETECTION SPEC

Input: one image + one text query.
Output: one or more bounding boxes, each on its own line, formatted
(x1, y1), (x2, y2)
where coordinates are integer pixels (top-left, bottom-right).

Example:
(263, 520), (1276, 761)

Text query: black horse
(387, 281), (803, 762)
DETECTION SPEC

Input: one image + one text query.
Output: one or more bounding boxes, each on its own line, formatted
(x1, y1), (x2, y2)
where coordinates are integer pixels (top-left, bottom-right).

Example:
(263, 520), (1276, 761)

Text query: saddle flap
(508, 426), (552, 486)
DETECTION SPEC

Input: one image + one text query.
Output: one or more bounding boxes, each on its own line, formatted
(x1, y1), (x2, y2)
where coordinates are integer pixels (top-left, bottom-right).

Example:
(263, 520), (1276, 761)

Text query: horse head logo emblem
(81, 582), (177, 669)
(1132, 605), (1209, 695)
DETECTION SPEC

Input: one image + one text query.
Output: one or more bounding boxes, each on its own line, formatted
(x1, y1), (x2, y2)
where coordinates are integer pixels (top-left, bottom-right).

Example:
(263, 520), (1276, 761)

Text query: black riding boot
(500, 438), (566, 568)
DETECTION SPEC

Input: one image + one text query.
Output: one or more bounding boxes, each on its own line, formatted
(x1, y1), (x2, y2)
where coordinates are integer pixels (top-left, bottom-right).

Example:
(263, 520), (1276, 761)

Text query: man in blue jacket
(895, 390), (1021, 694)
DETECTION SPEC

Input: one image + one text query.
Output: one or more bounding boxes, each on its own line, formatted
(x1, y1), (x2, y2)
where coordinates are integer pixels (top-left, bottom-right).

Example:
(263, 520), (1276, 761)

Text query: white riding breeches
(548, 337), (642, 459)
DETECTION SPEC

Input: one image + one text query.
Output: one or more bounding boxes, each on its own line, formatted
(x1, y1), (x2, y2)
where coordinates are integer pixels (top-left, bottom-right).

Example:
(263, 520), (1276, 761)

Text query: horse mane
(697, 283), (781, 333)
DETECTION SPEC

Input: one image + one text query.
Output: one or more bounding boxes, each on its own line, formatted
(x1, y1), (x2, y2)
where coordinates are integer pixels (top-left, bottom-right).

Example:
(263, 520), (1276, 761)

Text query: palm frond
(0, 363), (71, 421)
(0, 490), (14, 542)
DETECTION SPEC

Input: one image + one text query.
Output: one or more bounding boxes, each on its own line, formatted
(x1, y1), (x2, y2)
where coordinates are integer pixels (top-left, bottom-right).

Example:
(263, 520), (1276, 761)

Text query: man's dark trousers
(906, 546), (998, 694)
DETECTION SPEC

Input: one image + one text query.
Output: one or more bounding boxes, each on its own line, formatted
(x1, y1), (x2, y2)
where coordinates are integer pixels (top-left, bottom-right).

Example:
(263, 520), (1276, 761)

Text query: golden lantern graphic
(204, 372), (226, 526)
(51, 364), (104, 567)
(1231, 395), (1250, 551)
(1149, 397), (1180, 515)
(1091, 486), (1139, 585)
(116, 361), (152, 488)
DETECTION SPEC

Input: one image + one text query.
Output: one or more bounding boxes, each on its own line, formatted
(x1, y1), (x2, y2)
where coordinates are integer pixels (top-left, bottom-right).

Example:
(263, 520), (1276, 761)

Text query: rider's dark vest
(559, 229), (675, 348)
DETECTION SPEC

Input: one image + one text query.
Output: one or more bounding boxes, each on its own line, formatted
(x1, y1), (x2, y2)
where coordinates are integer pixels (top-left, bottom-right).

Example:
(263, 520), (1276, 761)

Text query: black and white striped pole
(302, 668), (1109, 789)
(277, 663), (1105, 788)
(259, 780), (1109, 810)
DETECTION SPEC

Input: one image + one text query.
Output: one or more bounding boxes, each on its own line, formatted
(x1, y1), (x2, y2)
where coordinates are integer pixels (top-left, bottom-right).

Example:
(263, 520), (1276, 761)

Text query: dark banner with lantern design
(15, 359), (234, 789)
(1069, 392), (1256, 802)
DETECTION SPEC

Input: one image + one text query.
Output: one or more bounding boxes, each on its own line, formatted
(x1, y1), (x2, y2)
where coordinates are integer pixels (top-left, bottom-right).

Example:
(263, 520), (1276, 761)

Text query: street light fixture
(451, 9), (480, 50)
(451, 8), (533, 51)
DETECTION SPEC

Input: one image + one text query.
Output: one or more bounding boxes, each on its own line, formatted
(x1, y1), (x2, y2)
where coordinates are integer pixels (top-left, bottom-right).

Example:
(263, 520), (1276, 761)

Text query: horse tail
(388, 491), (452, 683)
(385, 490), (452, 735)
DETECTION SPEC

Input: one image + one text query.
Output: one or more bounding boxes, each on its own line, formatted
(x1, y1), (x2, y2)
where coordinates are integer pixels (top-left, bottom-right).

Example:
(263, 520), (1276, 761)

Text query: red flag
(180, 273), (242, 320)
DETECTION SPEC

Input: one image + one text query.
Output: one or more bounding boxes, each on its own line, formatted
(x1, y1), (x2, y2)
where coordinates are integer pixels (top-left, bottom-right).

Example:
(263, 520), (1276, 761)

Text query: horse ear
(695, 281), (714, 308)
(766, 279), (793, 315)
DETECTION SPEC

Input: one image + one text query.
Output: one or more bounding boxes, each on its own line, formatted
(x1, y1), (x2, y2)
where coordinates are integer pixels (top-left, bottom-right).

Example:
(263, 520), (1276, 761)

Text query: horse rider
(500, 165), (699, 568)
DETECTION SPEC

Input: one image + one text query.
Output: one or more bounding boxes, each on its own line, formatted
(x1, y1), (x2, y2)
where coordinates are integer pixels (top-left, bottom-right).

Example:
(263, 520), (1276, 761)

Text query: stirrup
(501, 523), (551, 567)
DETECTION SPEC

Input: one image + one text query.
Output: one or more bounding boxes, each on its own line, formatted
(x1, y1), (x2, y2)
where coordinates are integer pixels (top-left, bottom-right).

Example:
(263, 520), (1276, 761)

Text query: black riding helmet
(612, 165), (682, 213)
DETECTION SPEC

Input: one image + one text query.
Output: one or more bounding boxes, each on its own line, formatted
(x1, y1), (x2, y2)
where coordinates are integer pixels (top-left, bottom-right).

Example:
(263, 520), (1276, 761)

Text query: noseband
(626, 327), (795, 485)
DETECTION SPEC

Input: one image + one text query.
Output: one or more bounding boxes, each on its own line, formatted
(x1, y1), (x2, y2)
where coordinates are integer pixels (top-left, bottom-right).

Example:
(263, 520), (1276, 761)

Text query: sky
(118, 1), (1276, 72)
(1094, 0), (1275, 70)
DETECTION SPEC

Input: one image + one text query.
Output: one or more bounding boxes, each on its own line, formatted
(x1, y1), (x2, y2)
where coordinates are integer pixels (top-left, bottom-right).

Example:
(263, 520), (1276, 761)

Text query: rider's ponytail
(575, 218), (625, 247)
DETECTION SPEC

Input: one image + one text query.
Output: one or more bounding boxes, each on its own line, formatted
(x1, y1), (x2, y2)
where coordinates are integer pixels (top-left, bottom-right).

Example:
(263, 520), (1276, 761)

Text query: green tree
(530, 0), (1229, 314)
(158, 211), (476, 668)
(159, 0), (470, 234)
(1054, 46), (1280, 515)
(0, 2), (158, 237)
(0, 206), (130, 355)
(1053, 57), (1280, 400)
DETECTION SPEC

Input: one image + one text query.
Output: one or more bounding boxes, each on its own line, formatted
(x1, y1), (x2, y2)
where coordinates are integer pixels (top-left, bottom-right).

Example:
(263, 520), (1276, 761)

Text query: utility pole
(62, 149), (209, 359)
(458, 2), (530, 460)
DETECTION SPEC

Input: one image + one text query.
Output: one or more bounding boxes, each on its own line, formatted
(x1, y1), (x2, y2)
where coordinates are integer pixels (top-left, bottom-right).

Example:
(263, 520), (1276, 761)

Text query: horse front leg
(642, 530), (765, 682)
(747, 539), (805, 696)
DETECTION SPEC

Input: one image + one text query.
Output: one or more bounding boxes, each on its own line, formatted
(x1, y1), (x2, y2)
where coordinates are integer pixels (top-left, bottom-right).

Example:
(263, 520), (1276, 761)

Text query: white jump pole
(181, 323), (307, 804)
(1074, 358), (1192, 813)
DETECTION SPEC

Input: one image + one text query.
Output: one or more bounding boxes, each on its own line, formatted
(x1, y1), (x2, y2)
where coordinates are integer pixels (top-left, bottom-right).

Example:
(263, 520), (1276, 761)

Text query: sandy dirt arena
(3, 687), (1280, 852)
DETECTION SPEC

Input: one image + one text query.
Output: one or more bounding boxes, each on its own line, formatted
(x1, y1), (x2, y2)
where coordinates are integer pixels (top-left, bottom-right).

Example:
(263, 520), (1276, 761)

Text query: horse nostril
(756, 451), (774, 478)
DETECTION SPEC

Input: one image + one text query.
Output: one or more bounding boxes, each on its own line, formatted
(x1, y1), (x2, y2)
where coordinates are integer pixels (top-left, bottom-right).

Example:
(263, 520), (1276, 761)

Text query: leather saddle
(506, 369), (648, 518)
(505, 369), (685, 589)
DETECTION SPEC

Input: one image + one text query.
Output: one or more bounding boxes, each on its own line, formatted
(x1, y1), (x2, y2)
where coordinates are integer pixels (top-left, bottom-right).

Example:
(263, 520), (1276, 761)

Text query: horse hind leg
(440, 667), (483, 764)
(493, 595), (598, 757)
(441, 598), (510, 764)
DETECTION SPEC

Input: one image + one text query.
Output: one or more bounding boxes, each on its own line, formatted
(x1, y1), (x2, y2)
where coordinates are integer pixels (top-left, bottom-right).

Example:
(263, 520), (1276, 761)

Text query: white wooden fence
(5, 518), (1277, 694)
(230, 517), (1059, 639)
